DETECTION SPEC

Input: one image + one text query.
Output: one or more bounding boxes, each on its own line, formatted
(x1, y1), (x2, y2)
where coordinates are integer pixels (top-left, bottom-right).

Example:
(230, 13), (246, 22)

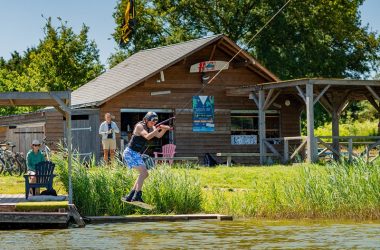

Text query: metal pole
(66, 92), (73, 204)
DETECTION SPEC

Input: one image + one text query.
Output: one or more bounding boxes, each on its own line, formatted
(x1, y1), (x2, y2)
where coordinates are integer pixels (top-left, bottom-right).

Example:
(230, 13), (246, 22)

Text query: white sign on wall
(231, 135), (257, 145)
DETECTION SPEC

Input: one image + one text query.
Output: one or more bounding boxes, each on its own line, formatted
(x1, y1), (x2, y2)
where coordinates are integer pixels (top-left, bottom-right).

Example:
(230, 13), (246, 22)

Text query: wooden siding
(45, 111), (65, 151)
(0, 112), (47, 153)
(63, 109), (100, 160)
(0, 109), (101, 157)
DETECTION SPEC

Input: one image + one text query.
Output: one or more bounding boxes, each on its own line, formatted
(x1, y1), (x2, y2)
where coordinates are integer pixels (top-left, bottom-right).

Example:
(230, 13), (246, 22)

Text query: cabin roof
(72, 34), (279, 108)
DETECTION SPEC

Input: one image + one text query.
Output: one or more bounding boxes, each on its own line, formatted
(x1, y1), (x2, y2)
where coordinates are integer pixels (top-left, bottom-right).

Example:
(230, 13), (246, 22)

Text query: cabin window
(230, 111), (280, 144)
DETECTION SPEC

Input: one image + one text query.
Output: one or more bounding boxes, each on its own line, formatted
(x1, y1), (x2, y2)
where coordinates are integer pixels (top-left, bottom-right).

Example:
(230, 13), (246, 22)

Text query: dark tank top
(128, 121), (153, 153)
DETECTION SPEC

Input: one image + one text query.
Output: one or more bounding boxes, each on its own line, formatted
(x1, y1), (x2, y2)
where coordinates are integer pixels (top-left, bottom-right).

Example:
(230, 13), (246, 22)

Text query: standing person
(26, 139), (46, 195)
(99, 113), (120, 163)
(122, 112), (170, 202)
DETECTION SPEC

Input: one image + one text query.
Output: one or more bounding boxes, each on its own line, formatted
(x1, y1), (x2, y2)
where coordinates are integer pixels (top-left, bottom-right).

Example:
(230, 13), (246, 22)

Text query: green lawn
(187, 164), (305, 190)
(0, 175), (66, 195)
(0, 164), (306, 194)
(2, 162), (380, 219)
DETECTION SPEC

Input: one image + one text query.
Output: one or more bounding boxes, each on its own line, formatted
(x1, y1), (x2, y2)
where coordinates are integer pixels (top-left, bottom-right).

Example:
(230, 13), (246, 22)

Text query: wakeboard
(121, 197), (155, 210)
(189, 61), (229, 73)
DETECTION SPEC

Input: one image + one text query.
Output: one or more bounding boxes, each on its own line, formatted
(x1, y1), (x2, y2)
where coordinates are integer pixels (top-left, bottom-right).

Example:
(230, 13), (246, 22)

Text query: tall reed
(53, 154), (202, 216)
(144, 165), (202, 213)
(203, 160), (380, 219)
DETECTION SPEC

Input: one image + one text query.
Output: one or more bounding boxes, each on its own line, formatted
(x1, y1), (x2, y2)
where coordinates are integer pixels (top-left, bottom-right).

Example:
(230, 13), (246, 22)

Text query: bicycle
(0, 142), (23, 176)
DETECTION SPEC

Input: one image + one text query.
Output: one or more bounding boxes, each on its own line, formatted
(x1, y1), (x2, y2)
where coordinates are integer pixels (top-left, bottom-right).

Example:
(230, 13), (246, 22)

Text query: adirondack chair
(24, 161), (56, 200)
(153, 144), (176, 165)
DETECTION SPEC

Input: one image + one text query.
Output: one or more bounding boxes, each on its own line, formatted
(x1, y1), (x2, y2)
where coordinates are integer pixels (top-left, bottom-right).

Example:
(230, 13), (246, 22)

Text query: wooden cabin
(0, 34), (304, 164)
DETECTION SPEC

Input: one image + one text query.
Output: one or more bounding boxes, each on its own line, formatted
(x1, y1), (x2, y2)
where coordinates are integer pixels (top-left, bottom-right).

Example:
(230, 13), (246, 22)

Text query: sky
(0, 0), (380, 69)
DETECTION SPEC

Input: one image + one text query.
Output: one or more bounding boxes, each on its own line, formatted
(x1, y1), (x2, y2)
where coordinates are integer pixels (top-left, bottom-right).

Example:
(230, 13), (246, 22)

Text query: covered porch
(227, 78), (380, 164)
(0, 91), (74, 203)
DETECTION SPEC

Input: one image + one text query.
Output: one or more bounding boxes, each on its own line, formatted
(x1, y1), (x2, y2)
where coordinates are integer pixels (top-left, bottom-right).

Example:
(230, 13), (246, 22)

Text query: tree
(112, 0), (380, 79)
(107, 49), (129, 68)
(111, 0), (202, 56)
(112, 0), (380, 126)
(0, 17), (104, 115)
(25, 17), (104, 91)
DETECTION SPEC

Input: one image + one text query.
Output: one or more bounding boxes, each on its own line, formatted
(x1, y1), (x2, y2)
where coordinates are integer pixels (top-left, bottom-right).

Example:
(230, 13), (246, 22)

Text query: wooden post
(306, 82), (316, 162)
(283, 139), (289, 163)
(331, 106), (340, 160)
(69, 204), (85, 227)
(227, 156), (232, 167)
(348, 138), (353, 163)
(259, 89), (266, 165)
(66, 92), (73, 204)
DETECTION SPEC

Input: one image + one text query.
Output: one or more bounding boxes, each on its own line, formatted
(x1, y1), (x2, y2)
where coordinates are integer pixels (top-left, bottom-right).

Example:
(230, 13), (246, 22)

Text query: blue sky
(0, 0), (379, 68)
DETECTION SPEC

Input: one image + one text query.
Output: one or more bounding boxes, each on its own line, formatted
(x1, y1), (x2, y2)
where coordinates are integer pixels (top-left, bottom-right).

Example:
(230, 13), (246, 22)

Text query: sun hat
(32, 139), (41, 145)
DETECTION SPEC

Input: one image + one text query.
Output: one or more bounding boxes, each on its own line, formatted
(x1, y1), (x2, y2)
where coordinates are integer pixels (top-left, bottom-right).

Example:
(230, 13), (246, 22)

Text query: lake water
(1, 219), (379, 249)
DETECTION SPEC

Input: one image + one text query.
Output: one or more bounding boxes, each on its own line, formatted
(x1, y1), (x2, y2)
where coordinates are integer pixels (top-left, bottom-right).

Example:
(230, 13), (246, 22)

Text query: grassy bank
(195, 161), (380, 219)
(2, 155), (380, 219)
(0, 174), (65, 195)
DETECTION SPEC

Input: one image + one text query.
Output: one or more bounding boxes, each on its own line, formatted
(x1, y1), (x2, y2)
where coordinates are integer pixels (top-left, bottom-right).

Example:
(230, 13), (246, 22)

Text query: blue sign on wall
(192, 96), (214, 132)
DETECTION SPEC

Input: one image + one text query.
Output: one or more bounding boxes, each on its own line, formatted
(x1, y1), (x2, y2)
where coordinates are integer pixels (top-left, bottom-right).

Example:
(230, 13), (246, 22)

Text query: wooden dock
(87, 214), (233, 224)
(1, 194), (232, 228)
(0, 194), (80, 229)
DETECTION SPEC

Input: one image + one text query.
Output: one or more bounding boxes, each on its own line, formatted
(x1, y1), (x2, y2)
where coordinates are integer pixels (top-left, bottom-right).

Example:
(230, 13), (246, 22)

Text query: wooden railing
(263, 136), (380, 164)
(263, 136), (307, 163)
(316, 136), (380, 163)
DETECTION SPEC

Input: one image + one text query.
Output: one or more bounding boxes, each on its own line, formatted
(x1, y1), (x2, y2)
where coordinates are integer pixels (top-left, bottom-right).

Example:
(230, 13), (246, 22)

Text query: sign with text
(231, 135), (257, 145)
(192, 96), (214, 132)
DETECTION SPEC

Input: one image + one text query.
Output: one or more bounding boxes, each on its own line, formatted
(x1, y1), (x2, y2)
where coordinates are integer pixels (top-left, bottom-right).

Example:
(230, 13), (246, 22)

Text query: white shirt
(99, 121), (120, 140)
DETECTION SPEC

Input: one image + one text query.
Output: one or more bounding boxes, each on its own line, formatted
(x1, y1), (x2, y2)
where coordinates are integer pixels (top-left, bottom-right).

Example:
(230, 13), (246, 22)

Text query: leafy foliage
(0, 17), (104, 115)
(112, 0), (380, 126)
(112, 0), (380, 79)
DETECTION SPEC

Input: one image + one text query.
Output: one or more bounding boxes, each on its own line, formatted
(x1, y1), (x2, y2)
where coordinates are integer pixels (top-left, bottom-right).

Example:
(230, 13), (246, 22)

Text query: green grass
(0, 175), (66, 195)
(2, 153), (380, 220)
(315, 120), (378, 138)
(15, 201), (69, 212)
(193, 160), (380, 219)
(0, 175), (26, 194)
(52, 153), (202, 216)
(189, 164), (302, 190)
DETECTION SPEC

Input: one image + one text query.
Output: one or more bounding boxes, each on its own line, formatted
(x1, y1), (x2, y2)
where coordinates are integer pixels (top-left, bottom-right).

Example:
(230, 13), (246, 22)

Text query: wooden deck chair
(153, 144), (176, 165)
(24, 161), (56, 200)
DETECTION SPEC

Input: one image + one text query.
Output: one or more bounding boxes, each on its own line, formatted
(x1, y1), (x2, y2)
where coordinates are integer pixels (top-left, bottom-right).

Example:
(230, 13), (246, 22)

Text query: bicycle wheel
(0, 158), (5, 175)
(14, 158), (23, 176)
(15, 155), (26, 175)
(4, 159), (13, 176)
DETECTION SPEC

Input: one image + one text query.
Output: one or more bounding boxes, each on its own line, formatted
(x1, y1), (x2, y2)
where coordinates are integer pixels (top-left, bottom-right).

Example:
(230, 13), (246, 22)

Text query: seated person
(26, 139), (46, 195)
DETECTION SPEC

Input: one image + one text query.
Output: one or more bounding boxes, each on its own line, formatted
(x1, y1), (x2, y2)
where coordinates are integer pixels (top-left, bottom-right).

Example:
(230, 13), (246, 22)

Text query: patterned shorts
(123, 147), (145, 169)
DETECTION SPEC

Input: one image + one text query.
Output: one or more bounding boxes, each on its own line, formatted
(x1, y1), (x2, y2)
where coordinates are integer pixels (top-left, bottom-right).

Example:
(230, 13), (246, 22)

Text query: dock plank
(88, 214), (233, 224)
(0, 212), (69, 224)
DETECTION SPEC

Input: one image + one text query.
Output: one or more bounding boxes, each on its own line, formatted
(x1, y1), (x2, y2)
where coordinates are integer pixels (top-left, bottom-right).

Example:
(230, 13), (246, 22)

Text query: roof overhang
(0, 91), (71, 115)
(226, 78), (380, 101)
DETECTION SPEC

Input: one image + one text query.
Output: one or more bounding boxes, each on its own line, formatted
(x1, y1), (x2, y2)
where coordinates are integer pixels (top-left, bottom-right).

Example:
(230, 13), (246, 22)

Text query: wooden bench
(216, 153), (274, 166)
(154, 157), (199, 165)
